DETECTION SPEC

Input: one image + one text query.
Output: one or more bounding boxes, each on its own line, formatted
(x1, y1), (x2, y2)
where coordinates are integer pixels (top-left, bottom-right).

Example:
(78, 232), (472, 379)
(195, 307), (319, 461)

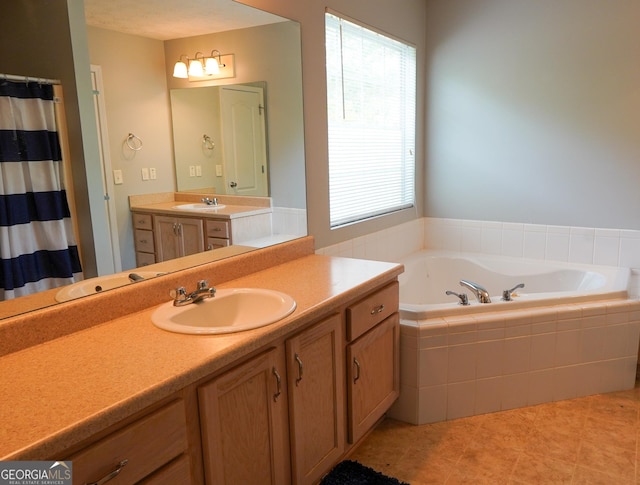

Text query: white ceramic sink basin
(151, 288), (296, 335)
(55, 271), (161, 302)
(172, 203), (226, 211)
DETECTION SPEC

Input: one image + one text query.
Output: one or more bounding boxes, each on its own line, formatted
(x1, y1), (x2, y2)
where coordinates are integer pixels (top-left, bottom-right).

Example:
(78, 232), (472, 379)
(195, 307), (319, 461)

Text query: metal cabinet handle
(370, 304), (385, 315)
(229, 181), (238, 188)
(353, 358), (361, 383)
(273, 367), (282, 402)
(295, 353), (303, 386)
(85, 459), (128, 485)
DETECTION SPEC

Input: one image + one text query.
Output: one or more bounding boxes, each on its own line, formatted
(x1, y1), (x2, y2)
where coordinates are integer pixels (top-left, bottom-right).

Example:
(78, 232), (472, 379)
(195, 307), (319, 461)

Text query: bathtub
(389, 250), (640, 425)
(399, 250), (630, 319)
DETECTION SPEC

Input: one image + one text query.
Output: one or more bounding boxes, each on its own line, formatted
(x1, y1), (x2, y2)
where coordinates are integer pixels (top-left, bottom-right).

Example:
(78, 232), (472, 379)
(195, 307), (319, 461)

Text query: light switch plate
(113, 169), (123, 185)
(141, 168), (149, 181)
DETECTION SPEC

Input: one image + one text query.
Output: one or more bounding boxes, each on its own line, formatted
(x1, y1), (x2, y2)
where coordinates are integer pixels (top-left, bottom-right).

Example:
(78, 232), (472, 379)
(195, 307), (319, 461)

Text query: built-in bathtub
(389, 250), (640, 425)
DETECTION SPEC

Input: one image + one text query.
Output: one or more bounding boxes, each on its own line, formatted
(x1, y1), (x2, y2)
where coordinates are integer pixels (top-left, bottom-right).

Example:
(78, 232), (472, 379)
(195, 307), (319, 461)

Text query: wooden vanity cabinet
(56, 277), (399, 485)
(198, 347), (291, 485)
(345, 282), (400, 444)
(198, 314), (345, 485)
(154, 215), (204, 262)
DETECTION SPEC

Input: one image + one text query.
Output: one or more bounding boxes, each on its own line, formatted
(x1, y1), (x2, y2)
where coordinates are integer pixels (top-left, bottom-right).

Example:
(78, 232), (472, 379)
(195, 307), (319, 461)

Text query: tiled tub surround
(317, 217), (640, 424)
(391, 299), (640, 424)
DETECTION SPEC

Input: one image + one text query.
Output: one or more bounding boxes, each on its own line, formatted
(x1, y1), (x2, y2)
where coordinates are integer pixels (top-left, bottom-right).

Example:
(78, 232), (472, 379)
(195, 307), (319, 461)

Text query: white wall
(424, 0), (640, 231)
(87, 27), (175, 271)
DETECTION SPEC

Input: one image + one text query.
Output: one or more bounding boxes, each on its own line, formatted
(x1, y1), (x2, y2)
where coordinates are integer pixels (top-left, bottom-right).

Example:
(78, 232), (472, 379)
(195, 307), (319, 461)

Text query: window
(326, 12), (416, 228)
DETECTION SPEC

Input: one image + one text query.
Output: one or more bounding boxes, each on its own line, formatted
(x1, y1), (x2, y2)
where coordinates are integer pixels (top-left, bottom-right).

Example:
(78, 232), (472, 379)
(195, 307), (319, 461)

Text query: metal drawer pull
(86, 459), (128, 485)
(273, 367), (282, 401)
(353, 358), (361, 383)
(370, 304), (385, 315)
(295, 353), (303, 386)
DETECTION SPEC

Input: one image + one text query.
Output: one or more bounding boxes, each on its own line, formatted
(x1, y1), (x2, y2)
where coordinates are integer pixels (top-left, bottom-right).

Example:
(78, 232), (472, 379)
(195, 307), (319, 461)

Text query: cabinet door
(286, 314), (345, 485)
(178, 217), (205, 256)
(347, 313), (400, 444)
(199, 348), (291, 485)
(154, 216), (181, 262)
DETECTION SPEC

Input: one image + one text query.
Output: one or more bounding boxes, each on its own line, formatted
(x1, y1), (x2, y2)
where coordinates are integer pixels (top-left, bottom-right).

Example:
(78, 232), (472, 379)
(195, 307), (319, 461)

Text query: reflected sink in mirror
(55, 271), (163, 302)
(151, 288), (296, 335)
(172, 203), (227, 211)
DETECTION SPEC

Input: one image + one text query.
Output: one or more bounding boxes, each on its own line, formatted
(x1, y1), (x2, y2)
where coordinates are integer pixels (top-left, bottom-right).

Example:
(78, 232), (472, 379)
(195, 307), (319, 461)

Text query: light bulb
(205, 57), (220, 75)
(172, 61), (188, 78)
(189, 59), (204, 77)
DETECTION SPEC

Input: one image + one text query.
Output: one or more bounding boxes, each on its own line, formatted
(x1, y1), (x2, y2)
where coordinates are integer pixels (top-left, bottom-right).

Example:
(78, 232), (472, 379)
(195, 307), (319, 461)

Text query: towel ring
(126, 133), (143, 151)
(203, 134), (215, 150)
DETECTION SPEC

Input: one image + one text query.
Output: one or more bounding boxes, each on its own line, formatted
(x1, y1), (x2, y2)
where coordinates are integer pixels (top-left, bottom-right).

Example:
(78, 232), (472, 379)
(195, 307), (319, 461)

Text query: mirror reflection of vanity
(0, 3), (306, 320)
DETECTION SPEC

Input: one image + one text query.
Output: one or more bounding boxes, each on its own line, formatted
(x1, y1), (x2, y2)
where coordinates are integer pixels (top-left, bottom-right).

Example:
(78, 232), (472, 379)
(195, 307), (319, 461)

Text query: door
(347, 314), (400, 444)
(198, 348), (291, 485)
(90, 65), (122, 273)
(286, 314), (345, 485)
(220, 85), (268, 196)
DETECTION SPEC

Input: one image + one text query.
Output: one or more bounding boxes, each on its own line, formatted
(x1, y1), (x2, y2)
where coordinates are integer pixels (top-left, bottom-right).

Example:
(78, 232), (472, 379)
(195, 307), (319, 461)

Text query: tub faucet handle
(445, 290), (469, 306)
(502, 283), (525, 301)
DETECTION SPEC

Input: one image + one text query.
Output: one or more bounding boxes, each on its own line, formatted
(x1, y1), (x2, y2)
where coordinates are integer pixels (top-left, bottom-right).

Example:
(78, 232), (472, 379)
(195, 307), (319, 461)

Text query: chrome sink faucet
(172, 280), (216, 306)
(201, 197), (219, 206)
(459, 279), (491, 303)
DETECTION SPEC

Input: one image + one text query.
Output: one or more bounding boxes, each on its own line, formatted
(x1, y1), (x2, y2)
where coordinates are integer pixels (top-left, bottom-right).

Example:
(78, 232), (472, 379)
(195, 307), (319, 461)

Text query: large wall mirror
(1, 1), (306, 320)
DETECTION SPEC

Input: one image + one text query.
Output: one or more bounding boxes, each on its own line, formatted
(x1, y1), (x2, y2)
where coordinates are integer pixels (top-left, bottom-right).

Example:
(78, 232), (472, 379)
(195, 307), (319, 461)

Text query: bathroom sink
(55, 271), (161, 302)
(151, 288), (296, 335)
(172, 203), (226, 211)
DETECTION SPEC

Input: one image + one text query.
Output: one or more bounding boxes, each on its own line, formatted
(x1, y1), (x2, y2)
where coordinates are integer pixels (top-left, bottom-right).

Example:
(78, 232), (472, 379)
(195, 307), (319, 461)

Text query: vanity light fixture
(172, 55), (189, 79)
(173, 50), (227, 79)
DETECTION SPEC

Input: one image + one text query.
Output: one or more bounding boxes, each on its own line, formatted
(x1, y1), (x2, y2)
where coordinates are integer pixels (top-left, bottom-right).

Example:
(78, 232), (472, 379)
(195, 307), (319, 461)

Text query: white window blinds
(326, 12), (416, 228)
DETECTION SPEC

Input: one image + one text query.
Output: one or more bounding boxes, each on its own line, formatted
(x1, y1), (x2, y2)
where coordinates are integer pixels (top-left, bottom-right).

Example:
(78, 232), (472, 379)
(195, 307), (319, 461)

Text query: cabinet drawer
(207, 237), (230, 250)
(70, 400), (188, 485)
(136, 251), (156, 266)
(346, 281), (399, 341)
(135, 229), (155, 253)
(205, 219), (230, 239)
(133, 213), (153, 230)
(138, 455), (193, 485)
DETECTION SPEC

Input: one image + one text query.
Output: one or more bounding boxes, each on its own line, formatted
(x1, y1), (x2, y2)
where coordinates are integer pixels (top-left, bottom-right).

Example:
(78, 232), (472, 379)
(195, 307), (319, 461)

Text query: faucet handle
(170, 286), (187, 299)
(197, 280), (209, 290)
(502, 283), (525, 301)
(445, 290), (469, 306)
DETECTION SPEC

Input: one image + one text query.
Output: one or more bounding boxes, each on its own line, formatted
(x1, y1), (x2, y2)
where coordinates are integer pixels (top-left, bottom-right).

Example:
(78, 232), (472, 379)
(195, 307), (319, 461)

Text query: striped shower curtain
(0, 79), (82, 300)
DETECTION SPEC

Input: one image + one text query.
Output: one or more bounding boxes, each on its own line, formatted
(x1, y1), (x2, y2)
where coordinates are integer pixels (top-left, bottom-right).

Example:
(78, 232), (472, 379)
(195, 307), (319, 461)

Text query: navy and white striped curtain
(0, 79), (83, 300)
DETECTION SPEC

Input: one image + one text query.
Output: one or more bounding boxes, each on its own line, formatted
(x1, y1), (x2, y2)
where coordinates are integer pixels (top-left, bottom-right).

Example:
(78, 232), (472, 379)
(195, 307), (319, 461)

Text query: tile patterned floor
(351, 384), (640, 484)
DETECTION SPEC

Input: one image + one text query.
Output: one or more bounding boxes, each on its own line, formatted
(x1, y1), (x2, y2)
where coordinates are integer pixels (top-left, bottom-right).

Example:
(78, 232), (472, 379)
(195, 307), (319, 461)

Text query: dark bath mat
(320, 460), (410, 485)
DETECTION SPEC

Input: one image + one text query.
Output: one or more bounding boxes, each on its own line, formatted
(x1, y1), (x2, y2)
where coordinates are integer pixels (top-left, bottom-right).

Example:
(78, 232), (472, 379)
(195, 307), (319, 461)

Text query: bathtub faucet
(502, 283), (525, 301)
(459, 279), (491, 303)
(445, 290), (469, 306)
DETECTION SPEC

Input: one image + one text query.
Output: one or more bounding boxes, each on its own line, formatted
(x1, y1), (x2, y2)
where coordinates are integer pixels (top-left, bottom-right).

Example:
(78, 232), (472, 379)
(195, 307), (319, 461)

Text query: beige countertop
(130, 199), (272, 220)
(0, 254), (403, 460)
(130, 200), (271, 219)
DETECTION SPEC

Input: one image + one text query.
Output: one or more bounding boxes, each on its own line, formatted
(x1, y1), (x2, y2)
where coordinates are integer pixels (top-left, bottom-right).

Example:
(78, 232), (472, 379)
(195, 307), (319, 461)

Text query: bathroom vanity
(0, 237), (402, 485)
(130, 192), (273, 265)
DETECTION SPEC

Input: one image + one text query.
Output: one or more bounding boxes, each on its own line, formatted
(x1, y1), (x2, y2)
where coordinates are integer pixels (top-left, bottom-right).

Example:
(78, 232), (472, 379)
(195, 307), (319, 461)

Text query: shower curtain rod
(0, 73), (61, 85)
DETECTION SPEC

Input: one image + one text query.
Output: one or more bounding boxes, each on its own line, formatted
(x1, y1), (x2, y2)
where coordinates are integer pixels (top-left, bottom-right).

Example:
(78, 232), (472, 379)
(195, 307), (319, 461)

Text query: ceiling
(83, 0), (285, 40)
